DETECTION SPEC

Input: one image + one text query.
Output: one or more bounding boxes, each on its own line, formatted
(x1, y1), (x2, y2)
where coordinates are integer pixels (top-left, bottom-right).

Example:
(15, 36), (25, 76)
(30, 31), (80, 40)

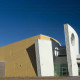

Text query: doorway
(0, 61), (5, 77)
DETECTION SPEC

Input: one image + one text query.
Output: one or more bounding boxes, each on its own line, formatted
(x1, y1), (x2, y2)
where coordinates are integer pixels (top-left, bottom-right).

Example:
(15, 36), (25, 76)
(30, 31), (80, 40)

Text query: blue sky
(0, 0), (80, 52)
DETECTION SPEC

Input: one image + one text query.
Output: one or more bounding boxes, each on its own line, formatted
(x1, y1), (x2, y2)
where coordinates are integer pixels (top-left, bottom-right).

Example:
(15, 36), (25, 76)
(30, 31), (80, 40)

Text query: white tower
(64, 24), (79, 76)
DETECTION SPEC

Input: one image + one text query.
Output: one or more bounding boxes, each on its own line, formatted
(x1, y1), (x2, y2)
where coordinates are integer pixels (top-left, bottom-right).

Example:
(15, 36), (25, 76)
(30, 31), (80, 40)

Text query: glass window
(78, 64), (80, 75)
(54, 64), (69, 76)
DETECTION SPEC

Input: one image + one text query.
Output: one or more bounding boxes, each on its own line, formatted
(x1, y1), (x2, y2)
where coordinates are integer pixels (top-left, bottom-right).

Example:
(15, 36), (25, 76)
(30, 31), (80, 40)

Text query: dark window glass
(54, 64), (69, 76)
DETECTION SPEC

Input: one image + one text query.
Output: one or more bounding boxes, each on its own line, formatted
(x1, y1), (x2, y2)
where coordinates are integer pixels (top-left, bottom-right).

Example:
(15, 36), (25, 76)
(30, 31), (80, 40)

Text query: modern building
(0, 24), (79, 77)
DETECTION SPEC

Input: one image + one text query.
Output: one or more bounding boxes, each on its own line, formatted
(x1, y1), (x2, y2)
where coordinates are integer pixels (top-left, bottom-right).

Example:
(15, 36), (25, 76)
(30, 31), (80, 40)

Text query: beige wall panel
(0, 35), (41, 77)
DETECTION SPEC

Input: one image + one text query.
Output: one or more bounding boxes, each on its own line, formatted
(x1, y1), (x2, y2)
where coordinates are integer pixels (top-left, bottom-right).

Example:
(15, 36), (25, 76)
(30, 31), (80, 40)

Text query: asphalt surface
(0, 77), (80, 80)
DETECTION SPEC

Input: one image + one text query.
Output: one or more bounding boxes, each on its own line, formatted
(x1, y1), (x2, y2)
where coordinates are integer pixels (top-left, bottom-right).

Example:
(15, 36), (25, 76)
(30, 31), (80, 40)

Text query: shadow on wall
(26, 44), (37, 76)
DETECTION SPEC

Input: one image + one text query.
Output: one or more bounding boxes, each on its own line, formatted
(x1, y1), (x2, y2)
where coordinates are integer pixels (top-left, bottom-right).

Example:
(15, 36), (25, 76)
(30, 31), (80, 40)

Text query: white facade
(64, 24), (79, 76)
(35, 39), (54, 77)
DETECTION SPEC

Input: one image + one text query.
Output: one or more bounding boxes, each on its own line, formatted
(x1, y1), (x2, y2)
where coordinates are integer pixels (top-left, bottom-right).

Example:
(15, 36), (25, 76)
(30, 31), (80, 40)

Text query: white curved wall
(35, 39), (54, 77)
(35, 39), (60, 77)
(64, 24), (79, 76)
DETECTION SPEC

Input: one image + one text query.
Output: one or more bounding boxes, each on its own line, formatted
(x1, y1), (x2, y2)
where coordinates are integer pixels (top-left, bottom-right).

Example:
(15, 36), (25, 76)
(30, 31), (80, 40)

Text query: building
(0, 24), (79, 77)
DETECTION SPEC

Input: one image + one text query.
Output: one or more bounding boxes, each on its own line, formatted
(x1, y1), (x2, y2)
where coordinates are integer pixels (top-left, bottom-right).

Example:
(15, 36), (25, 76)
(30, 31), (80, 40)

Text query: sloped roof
(0, 34), (61, 47)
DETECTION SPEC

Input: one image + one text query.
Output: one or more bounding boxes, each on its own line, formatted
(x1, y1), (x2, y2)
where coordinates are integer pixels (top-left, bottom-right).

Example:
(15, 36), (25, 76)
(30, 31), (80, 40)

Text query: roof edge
(39, 34), (61, 46)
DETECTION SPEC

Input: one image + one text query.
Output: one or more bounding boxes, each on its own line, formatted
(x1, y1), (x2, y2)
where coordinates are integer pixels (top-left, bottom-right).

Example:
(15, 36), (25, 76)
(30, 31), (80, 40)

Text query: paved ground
(0, 77), (80, 80)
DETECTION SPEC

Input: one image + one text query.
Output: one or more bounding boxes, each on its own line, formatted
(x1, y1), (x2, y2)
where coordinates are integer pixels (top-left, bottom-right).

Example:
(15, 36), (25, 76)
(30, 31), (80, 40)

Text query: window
(78, 64), (80, 75)
(54, 64), (69, 76)
(71, 33), (75, 46)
